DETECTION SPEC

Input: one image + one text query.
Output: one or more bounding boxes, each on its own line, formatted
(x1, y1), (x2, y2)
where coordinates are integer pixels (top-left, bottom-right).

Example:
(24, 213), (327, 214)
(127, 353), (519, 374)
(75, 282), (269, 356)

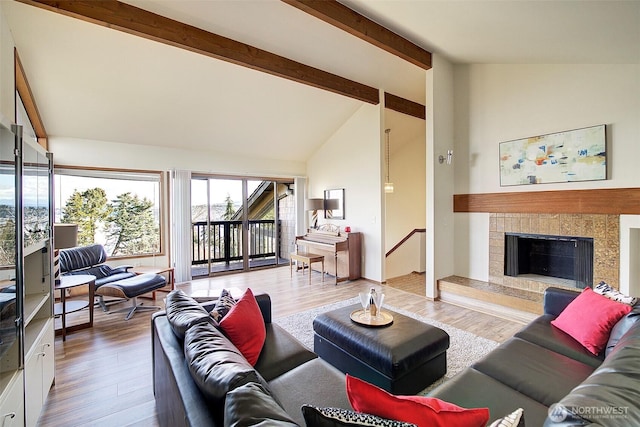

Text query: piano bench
(290, 252), (325, 285)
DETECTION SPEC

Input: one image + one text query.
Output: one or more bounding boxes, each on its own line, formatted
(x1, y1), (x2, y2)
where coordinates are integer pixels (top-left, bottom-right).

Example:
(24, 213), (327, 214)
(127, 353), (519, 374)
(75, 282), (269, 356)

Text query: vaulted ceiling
(4, 1), (639, 163)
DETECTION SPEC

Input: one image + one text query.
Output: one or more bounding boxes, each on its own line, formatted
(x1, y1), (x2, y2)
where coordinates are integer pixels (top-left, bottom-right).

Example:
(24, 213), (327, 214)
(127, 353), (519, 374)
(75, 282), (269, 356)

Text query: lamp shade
(54, 223), (78, 249)
(305, 198), (325, 211)
(324, 199), (339, 210)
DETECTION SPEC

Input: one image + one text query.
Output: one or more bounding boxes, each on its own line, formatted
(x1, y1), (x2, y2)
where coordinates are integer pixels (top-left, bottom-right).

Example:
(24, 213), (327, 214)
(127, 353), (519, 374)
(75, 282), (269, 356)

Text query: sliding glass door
(191, 176), (293, 277)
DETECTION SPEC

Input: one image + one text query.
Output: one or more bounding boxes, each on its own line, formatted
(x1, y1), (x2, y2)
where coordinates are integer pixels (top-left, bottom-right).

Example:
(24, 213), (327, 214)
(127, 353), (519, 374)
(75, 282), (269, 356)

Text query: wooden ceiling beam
(14, 49), (48, 149)
(384, 92), (425, 120)
(18, 0), (380, 104)
(282, 0), (431, 70)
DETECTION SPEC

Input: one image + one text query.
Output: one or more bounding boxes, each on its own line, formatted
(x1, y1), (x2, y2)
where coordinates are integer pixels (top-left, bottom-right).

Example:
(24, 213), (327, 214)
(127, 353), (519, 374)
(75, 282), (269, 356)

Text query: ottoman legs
(95, 273), (166, 319)
(106, 296), (162, 320)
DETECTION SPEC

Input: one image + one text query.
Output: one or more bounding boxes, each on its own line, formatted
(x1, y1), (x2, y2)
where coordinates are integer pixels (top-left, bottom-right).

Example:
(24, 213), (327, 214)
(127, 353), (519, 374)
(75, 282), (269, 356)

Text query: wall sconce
(438, 149), (453, 165)
(305, 198), (324, 229)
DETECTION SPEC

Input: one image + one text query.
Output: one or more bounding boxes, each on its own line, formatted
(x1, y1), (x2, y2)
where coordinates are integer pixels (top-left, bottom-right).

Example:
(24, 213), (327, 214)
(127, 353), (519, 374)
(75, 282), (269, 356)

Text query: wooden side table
(54, 274), (96, 341)
(131, 266), (175, 299)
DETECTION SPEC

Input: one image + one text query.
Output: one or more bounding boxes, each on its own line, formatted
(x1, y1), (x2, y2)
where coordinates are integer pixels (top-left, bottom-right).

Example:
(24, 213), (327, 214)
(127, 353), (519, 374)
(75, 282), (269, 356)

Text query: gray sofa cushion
(269, 358), (352, 427)
(184, 321), (268, 405)
(224, 382), (298, 427)
(165, 290), (214, 340)
(515, 314), (603, 368)
(545, 321), (640, 426)
(254, 323), (317, 382)
(152, 314), (219, 426)
(472, 338), (595, 407)
(429, 368), (550, 426)
(604, 305), (640, 357)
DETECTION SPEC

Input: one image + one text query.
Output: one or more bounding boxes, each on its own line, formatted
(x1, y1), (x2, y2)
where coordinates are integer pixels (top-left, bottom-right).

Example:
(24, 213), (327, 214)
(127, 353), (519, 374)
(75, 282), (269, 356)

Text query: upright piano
(295, 229), (362, 282)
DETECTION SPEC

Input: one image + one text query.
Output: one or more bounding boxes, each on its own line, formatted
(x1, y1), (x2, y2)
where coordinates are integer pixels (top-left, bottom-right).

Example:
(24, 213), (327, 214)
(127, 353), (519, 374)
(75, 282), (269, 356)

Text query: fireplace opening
(504, 233), (594, 288)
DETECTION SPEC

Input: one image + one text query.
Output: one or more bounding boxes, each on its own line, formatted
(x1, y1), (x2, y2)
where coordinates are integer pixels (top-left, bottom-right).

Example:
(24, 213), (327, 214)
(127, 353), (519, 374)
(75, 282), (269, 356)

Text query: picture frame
(499, 124), (606, 186)
(324, 188), (344, 220)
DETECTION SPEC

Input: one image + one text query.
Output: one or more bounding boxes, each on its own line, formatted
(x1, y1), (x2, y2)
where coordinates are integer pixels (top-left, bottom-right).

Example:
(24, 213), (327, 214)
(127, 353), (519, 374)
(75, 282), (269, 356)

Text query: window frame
(53, 165), (166, 260)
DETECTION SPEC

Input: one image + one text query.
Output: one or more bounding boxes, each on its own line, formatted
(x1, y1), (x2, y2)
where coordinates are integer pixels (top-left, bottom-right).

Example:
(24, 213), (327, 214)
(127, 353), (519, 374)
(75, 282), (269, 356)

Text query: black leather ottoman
(313, 304), (449, 395)
(96, 273), (166, 320)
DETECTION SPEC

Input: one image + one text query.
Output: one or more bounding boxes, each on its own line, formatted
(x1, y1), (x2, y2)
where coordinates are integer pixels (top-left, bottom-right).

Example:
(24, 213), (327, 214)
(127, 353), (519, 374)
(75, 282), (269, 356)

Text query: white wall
(50, 137), (306, 178)
(307, 103), (383, 282)
(452, 64), (640, 289)
(455, 64), (640, 194)
(620, 215), (640, 297)
(454, 212), (490, 281)
(384, 114), (426, 251)
(0, 4), (15, 121)
(386, 232), (425, 279)
(384, 111), (426, 278)
(426, 54), (456, 298)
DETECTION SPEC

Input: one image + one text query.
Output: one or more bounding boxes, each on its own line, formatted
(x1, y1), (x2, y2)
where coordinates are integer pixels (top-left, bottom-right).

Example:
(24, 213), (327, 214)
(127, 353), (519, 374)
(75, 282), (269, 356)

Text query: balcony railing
(192, 219), (276, 267)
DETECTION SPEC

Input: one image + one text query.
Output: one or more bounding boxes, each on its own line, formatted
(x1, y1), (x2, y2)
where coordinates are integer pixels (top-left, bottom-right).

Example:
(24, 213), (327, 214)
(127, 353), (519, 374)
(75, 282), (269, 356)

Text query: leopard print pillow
(301, 405), (417, 427)
(594, 281), (638, 306)
(209, 288), (237, 322)
(488, 408), (525, 427)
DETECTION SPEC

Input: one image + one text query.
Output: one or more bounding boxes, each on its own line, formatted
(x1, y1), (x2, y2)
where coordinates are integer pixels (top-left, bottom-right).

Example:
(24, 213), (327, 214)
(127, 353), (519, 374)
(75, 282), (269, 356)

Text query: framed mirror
(324, 188), (344, 219)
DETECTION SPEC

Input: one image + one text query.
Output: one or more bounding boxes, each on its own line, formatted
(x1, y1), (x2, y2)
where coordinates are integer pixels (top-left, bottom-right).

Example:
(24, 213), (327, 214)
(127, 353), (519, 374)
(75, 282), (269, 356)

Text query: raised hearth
(438, 276), (541, 323)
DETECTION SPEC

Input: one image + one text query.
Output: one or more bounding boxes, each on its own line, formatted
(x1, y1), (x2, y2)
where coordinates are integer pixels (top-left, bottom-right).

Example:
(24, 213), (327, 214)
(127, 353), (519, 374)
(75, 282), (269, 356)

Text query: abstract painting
(499, 125), (606, 186)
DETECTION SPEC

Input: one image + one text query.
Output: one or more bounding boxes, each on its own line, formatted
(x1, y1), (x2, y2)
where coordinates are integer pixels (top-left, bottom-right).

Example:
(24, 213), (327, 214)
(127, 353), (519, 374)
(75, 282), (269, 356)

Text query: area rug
(274, 298), (499, 393)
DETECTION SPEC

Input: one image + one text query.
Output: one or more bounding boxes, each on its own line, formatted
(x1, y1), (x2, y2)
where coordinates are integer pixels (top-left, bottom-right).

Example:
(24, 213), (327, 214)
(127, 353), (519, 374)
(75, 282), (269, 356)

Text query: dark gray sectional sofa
(152, 287), (640, 426)
(429, 287), (640, 426)
(152, 290), (352, 427)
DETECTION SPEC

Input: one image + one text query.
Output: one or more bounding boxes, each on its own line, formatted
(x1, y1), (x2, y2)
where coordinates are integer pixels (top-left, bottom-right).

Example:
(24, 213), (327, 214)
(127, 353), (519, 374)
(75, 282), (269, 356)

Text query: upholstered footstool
(313, 304), (450, 395)
(95, 273), (166, 320)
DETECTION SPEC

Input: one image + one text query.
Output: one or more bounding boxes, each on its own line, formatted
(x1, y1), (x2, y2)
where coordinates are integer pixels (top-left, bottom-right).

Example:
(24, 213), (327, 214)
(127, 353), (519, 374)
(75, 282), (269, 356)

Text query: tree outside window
(55, 169), (162, 257)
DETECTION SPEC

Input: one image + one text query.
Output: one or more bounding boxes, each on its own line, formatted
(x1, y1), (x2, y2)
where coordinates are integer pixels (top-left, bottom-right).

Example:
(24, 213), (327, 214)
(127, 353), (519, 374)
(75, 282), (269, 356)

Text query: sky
(191, 178), (262, 206)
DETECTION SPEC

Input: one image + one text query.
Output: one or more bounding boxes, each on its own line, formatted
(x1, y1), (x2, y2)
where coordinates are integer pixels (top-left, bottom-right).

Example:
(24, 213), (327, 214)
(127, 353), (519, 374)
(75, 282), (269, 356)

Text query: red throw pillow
(219, 288), (266, 366)
(346, 375), (489, 427)
(551, 287), (632, 355)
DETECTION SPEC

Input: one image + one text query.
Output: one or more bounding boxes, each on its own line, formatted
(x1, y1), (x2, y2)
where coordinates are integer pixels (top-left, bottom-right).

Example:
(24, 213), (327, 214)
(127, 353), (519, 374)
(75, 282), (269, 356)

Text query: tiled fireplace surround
(489, 213), (620, 292)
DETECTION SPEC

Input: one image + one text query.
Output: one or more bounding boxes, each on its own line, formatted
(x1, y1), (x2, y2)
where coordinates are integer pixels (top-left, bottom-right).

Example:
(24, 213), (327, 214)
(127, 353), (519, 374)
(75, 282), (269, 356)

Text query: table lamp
(305, 198), (324, 229)
(324, 198), (339, 219)
(53, 223), (78, 284)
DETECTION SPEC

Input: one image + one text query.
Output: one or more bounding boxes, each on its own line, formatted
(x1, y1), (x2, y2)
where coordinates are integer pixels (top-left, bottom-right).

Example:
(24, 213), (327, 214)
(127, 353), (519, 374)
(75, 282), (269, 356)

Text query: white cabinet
(24, 320), (53, 427)
(0, 372), (24, 427)
(0, 114), (54, 426)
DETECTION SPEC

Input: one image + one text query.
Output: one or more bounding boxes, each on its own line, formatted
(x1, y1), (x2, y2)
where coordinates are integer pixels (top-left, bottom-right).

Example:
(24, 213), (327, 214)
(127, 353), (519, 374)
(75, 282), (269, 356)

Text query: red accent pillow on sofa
(551, 287), (632, 355)
(219, 288), (266, 366)
(346, 375), (489, 427)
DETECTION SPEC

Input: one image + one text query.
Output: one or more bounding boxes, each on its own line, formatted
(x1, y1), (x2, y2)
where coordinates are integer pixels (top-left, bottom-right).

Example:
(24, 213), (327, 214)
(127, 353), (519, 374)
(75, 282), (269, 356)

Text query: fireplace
(504, 233), (594, 289)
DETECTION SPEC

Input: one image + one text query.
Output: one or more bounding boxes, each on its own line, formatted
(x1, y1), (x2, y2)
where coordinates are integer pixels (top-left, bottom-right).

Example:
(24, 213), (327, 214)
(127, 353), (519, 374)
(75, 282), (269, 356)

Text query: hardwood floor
(38, 266), (525, 426)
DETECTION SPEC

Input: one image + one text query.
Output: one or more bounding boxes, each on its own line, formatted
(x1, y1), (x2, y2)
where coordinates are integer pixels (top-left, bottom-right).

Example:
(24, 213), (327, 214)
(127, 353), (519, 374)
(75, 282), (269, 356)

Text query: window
(54, 167), (163, 258)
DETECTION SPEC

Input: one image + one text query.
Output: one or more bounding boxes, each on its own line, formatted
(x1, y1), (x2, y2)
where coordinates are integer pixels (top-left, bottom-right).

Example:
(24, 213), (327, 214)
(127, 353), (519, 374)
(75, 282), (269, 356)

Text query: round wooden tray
(350, 309), (393, 327)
